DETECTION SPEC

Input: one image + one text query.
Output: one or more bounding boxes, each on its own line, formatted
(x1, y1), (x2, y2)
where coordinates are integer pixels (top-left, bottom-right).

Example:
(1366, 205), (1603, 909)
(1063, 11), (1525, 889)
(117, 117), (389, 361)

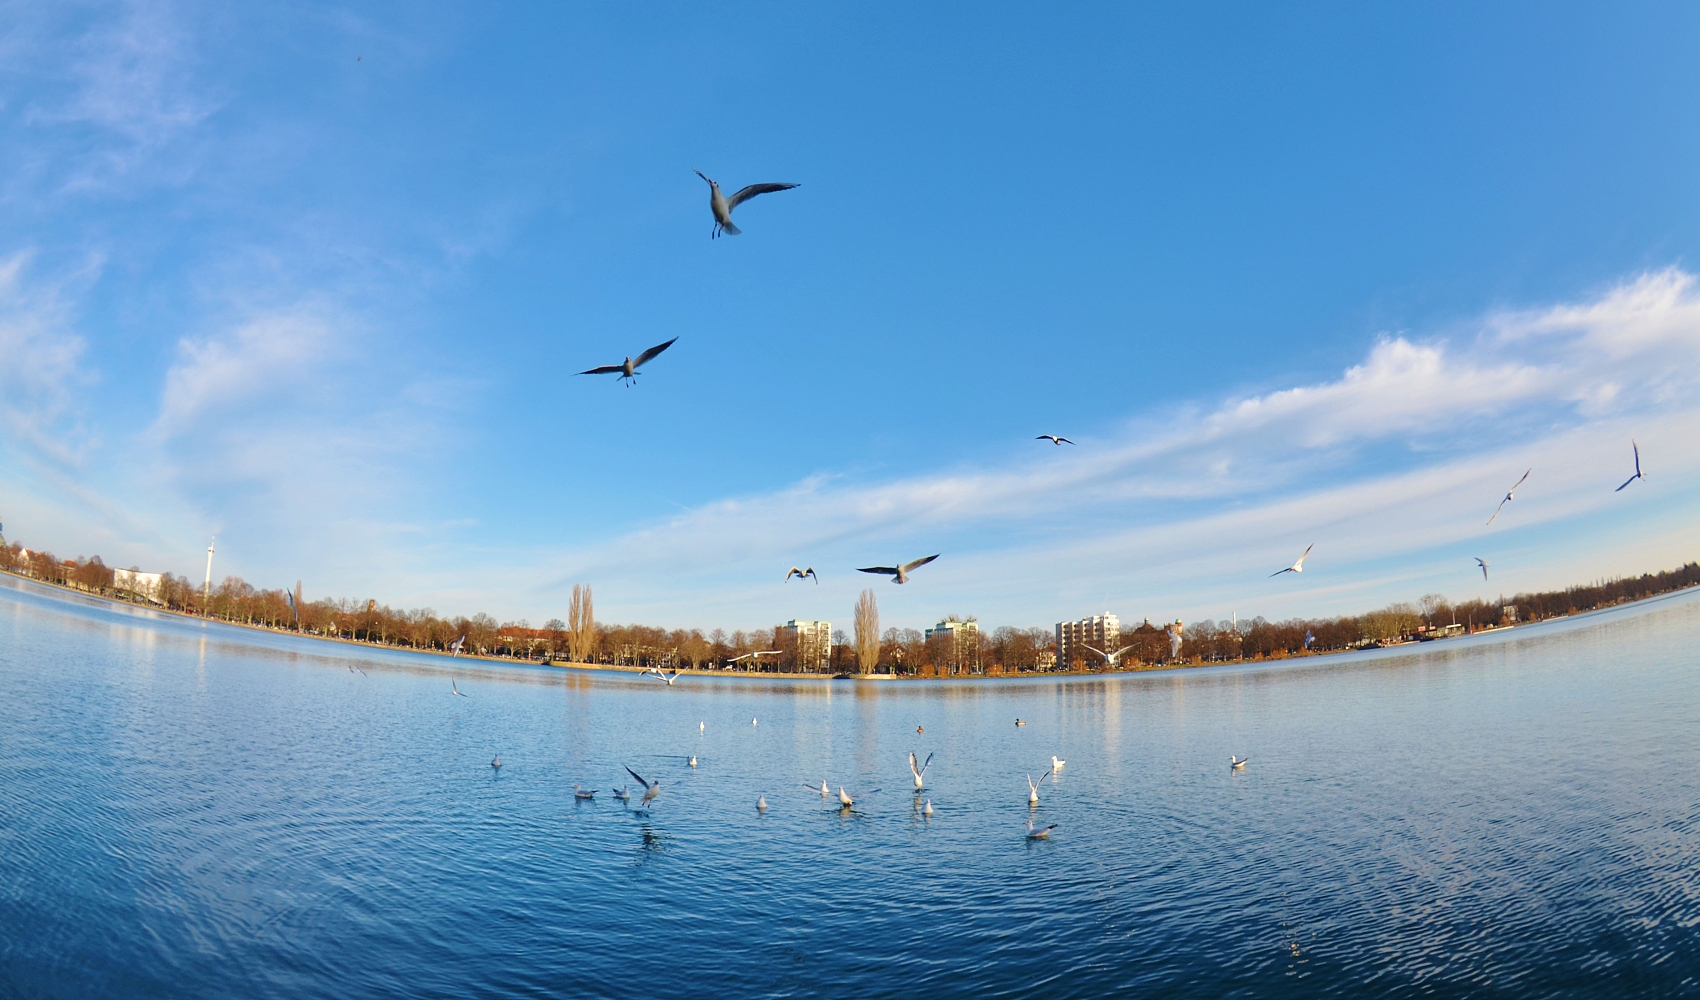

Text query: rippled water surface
(4, 578), (1700, 998)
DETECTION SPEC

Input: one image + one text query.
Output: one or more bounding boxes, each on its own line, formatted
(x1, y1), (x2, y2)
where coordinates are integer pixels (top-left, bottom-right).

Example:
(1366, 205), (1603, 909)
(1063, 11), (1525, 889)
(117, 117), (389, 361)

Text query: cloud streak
(517, 270), (1700, 627)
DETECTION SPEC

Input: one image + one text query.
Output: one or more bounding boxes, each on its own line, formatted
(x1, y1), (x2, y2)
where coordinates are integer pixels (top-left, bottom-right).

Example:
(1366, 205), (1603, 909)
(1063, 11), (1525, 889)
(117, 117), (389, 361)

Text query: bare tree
(854, 588), (880, 674)
(567, 584), (597, 663)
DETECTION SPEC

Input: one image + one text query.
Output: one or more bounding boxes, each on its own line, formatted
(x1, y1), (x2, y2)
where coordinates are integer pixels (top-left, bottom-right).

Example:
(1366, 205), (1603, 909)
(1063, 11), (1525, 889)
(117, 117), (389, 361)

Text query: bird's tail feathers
(720, 220), (741, 236)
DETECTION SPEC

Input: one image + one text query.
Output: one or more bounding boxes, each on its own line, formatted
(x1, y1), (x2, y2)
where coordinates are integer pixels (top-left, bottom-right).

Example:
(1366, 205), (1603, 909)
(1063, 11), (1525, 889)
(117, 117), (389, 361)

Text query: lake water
(3, 576), (1699, 999)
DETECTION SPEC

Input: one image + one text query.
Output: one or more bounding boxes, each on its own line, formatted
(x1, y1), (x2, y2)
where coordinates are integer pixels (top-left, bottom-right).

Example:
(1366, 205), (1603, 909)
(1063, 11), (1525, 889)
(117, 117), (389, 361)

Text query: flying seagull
(448, 636), (465, 657)
(1082, 644), (1129, 668)
(284, 586), (299, 627)
(451, 679), (468, 698)
(578, 337), (678, 387)
(1230, 756), (1249, 770)
(1026, 819), (1058, 841)
(858, 554), (939, 585)
(1486, 470), (1531, 526)
(693, 169), (799, 238)
(1270, 544), (1314, 577)
(786, 566), (819, 584)
(642, 666), (681, 686)
(908, 752), (934, 790)
(1616, 440), (1644, 492)
(624, 766), (661, 809)
(1036, 435), (1075, 446)
(1476, 557), (1489, 581)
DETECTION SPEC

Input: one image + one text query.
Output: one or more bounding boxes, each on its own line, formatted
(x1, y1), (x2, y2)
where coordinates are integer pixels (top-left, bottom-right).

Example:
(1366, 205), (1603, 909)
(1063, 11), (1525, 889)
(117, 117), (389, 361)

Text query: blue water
(3, 577), (1699, 998)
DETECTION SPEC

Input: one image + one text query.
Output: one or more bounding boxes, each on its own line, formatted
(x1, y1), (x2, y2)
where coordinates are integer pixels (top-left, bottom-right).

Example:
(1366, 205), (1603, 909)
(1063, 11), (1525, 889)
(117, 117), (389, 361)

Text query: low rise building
(112, 568), (164, 604)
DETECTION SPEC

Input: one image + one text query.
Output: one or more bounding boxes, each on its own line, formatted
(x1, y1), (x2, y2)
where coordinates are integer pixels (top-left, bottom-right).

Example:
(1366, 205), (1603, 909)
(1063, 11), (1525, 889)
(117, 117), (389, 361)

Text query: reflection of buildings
(925, 618), (981, 673)
(1056, 614), (1120, 670)
(780, 619), (832, 672)
(113, 568), (164, 604)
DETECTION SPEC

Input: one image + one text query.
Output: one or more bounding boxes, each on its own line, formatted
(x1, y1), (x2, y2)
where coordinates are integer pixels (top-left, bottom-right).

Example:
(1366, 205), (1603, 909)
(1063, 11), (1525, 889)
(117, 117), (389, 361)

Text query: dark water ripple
(4, 578), (1700, 998)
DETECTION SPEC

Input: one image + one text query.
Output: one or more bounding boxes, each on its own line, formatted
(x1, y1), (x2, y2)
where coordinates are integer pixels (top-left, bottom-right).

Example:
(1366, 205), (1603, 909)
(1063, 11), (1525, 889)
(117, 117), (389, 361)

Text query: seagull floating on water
(805, 779), (830, 798)
(1616, 440), (1645, 492)
(857, 554), (938, 585)
(451, 679), (468, 698)
(1036, 435), (1075, 446)
(613, 786), (630, 802)
(1270, 544), (1314, 578)
(689, 756), (698, 768)
(1026, 819), (1058, 841)
(1051, 756), (1065, 771)
(1476, 557), (1490, 581)
(624, 766), (661, 809)
(786, 566), (819, 584)
(922, 799), (934, 817)
(757, 795), (767, 812)
(694, 169), (800, 238)
(1486, 470), (1531, 526)
(574, 784), (597, 800)
(1027, 770), (1052, 807)
(1230, 756), (1249, 770)
(909, 751), (934, 790)
(490, 755), (501, 769)
(578, 337), (678, 387)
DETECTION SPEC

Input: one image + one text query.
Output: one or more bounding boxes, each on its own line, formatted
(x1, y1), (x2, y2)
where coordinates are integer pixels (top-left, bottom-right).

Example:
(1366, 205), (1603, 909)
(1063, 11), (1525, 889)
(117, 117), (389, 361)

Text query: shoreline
(13, 566), (1693, 685)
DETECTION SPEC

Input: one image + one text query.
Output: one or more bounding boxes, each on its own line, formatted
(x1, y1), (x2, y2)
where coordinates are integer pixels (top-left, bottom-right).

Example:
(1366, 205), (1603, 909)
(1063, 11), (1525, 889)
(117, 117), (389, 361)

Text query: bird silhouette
(1035, 435), (1074, 446)
(578, 338), (678, 387)
(1487, 470), (1532, 525)
(1476, 557), (1490, 581)
(786, 566), (819, 584)
(1270, 544), (1314, 577)
(694, 169), (800, 238)
(857, 554), (939, 585)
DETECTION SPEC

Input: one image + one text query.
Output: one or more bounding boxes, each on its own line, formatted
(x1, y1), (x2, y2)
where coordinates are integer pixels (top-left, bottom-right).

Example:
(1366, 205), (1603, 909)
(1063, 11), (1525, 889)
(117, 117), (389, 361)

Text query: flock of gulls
(454, 674), (1251, 843)
(575, 169), (1652, 592)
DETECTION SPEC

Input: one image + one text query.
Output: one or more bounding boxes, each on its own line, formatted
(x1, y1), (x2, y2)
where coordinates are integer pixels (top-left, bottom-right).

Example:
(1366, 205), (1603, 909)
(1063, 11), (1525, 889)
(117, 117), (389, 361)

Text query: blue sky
(3, 2), (1698, 632)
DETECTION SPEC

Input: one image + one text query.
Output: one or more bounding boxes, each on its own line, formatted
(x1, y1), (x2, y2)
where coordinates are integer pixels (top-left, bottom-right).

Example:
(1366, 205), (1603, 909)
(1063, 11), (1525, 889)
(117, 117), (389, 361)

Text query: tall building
(925, 618), (981, 673)
(780, 619), (832, 672)
(1056, 614), (1121, 669)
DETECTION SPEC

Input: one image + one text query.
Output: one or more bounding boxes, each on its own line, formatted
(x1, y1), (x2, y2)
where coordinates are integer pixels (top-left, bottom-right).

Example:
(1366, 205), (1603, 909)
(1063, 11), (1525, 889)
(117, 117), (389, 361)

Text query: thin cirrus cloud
(0, 252), (96, 467)
(516, 269), (1700, 628)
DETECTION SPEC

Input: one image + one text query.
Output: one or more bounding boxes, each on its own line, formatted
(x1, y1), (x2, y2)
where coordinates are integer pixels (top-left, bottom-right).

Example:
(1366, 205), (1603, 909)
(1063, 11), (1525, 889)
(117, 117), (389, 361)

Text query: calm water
(3, 578), (1699, 999)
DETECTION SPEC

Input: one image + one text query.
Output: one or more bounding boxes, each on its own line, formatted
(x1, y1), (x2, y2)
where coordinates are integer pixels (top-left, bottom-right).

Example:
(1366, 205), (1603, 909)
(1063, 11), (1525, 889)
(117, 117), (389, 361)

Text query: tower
(203, 537), (215, 603)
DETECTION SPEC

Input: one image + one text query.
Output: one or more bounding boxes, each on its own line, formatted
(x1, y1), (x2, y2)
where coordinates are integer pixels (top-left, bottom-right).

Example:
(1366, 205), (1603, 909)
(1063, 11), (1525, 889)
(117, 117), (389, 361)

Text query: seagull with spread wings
(1082, 643), (1130, 668)
(451, 679), (468, 698)
(1036, 435), (1074, 446)
(786, 566), (819, 584)
(1270, 544), (1314, 577)
(1616, 441), (1645, 492)
(908, 751), (934, 791)
(858, 554), (939, 585)
(694, 170), (800, 238)
(1486, 470), (1531, 525)
(624, 766), (661, 809)
(641, 666), (681, 686)
(1027, 769), (1054, 807)
(578, 337), (678, 387)
(1476, 557), (1489, 581)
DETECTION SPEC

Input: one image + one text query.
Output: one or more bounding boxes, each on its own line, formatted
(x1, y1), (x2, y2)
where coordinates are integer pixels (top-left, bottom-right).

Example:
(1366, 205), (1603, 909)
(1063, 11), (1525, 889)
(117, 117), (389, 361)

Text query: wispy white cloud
(500, 270), (1700, 627)
(0, 252), (97, 465)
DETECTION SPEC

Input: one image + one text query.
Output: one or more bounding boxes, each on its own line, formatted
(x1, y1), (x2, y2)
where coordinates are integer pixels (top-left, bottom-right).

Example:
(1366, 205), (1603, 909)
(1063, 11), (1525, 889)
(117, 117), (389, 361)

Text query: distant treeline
(1, 540), (1694, 675)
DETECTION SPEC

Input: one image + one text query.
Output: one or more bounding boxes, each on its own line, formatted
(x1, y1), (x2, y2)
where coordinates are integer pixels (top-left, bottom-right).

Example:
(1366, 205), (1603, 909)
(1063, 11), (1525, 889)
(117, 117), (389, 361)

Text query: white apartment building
(1056, 613), (1121, 670)
(925, 618), (981, 672)
(780, 619), (832, 672)
(112, 568), (165, 604)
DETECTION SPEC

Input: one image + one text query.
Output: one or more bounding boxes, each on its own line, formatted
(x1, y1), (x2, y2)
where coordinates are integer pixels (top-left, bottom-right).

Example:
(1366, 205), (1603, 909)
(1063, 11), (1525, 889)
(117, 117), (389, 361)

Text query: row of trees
(2, 539), (1694, 674)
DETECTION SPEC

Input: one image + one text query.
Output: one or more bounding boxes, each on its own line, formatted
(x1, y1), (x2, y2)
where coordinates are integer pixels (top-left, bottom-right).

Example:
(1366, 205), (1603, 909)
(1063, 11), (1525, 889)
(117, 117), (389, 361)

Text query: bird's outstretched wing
(1486, 498), (1509, 526)
(1269, 566), (1295, 577)
(726, 182), (800, 209)
(917, 752), (933, 777)
(1616, 475), (1637, 492)
(805, 568), (818, 583)
(858, 566), (898, 576)
(692, 168), (711, 185)
(633, 337), (678, 368)
(1294, 544), (1314, 569)
(901, 554), (939, 574)
(578, 365), (624, 376)
(626, 766), (651, 789)
(1510, 469), (1531, 492)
